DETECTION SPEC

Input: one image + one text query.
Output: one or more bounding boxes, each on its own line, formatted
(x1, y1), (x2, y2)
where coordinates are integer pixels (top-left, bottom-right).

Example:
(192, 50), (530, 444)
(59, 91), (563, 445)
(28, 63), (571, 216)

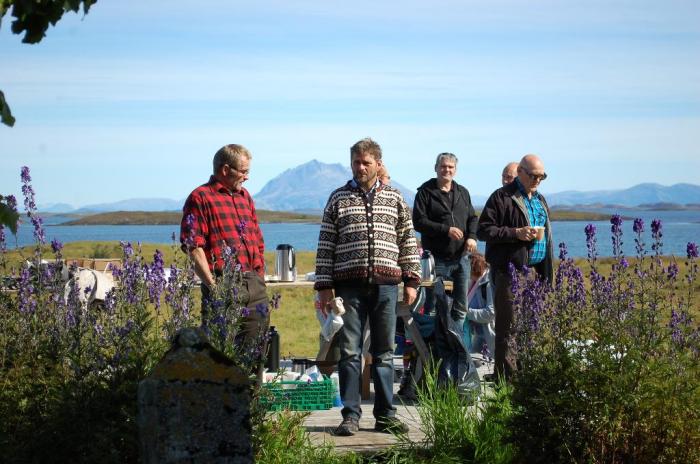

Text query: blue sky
(1, 0), (699, 209)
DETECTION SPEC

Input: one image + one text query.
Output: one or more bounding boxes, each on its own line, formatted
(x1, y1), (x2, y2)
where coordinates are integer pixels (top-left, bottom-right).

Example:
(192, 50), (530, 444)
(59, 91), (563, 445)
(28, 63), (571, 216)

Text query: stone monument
(138, 328), (253, 463)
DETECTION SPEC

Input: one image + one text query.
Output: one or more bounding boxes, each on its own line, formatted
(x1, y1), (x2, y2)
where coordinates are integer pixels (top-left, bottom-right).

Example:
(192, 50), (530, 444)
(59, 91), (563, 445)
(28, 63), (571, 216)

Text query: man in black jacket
(413, 152), (479, 391)
(477, 154), (554, 380)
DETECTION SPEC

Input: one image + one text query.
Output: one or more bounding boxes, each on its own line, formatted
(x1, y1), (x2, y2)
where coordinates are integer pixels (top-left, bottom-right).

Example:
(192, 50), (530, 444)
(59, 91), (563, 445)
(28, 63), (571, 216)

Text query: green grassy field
(3, 244), (698, 358)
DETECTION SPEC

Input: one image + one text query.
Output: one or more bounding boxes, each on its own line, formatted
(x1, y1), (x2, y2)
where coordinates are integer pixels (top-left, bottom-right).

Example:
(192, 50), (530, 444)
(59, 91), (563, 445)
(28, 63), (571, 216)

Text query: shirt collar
(350, 177), (381, 193)
(515, 177), (538, 200)
(208, 175), (242, 196)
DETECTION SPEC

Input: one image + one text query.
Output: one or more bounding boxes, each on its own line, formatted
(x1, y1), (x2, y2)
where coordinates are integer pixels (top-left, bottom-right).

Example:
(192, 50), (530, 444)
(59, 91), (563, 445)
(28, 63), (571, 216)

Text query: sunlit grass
(3, 244), (697, 358)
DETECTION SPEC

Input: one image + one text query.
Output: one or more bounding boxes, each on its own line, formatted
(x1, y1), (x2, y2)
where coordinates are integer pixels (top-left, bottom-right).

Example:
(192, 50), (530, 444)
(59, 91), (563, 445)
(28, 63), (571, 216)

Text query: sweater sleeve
(396, 195), (421, 288)
(314, 195), (338, 290)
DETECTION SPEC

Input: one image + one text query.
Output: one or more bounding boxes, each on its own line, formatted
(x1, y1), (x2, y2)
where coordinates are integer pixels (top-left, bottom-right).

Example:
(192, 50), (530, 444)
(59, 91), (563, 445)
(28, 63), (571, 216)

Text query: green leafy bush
(508, 217), (700, 463)
(0, 167), (275, 462)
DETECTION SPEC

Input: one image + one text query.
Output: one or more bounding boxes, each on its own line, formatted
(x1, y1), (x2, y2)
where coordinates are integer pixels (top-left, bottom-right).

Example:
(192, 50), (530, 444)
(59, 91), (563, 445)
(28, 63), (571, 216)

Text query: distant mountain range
(253, 160), (416, 211)
(546, 183), (700, 207)
(37, 161), (700, 213)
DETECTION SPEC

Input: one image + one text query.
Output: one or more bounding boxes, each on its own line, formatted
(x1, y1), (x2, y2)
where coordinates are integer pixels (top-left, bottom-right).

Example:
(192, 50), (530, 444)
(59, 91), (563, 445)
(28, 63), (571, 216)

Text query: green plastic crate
(261, 375), (335, 411)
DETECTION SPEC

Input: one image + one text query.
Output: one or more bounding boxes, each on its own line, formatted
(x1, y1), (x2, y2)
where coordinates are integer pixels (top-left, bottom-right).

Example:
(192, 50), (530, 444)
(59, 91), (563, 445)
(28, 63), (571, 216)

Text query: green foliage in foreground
(255, 410), (361, 464)
(383, 367), (514, 464)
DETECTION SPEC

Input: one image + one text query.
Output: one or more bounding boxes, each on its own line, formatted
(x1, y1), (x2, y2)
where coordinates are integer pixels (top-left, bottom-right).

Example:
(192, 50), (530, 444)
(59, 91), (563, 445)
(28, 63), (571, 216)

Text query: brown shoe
(333, 417), (360, 436)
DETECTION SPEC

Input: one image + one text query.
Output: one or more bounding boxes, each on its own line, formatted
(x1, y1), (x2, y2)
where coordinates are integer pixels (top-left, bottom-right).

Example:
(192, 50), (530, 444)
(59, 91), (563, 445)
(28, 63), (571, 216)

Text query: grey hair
(434, 152), (458, 170)
(212, 144), (252, 174)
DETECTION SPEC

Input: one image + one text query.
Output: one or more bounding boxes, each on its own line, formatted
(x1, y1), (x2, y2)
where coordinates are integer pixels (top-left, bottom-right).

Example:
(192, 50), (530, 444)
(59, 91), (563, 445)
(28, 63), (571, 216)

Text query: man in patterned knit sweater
(315, 137), (421, 436)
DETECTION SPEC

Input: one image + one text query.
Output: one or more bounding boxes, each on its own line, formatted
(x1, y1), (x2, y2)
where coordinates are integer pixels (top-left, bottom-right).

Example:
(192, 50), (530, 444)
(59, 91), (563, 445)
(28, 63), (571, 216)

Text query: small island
(60, 209), (614, 226)
(61, 210), (323, 226)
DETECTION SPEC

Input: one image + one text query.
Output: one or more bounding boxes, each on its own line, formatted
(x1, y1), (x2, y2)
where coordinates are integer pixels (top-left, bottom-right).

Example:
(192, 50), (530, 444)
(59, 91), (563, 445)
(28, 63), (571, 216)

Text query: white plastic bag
(315, 294), (345, 342)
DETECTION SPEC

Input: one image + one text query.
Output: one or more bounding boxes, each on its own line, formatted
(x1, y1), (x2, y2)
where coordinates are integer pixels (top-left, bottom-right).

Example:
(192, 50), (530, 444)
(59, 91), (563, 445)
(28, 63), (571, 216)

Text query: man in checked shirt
(477, 154), (554, 380)
(180, 144), (268, 369)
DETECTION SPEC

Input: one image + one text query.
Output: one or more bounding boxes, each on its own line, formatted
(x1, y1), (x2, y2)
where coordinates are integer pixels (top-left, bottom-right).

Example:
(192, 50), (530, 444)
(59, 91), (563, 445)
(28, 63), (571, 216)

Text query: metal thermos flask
(275, 244), (296, 282)
(421, 250), (436, 281)
(265, 326), (280, 372)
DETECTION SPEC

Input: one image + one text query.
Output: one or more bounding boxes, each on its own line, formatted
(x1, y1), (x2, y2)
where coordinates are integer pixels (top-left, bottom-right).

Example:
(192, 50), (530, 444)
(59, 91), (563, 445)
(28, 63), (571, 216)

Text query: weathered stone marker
(138, 328), (253, 463)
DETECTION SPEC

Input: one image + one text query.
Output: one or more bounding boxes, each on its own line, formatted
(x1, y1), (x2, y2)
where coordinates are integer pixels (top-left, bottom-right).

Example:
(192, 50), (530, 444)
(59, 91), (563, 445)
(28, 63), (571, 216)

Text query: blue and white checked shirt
(516, 179), (548, 265)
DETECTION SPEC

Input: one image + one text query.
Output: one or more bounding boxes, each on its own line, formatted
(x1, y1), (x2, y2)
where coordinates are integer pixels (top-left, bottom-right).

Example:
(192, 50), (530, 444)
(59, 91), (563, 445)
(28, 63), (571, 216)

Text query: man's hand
(448, 227), (464, 240)
(515, 226), (537, 241)
(403, 286), (417, 306)
(317, 289), (334, 317)
(464, 238), (477, 253)
(190, 247), (216, 289)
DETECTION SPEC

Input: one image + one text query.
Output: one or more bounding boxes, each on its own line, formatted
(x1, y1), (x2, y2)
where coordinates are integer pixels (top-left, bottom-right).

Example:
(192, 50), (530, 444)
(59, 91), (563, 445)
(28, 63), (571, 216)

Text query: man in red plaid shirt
(180, 144), (268, 364)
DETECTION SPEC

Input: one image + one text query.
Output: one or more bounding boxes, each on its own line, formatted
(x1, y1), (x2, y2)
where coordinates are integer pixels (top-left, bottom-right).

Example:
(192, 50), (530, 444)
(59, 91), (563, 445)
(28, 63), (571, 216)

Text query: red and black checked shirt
(181, 176), (265, 276)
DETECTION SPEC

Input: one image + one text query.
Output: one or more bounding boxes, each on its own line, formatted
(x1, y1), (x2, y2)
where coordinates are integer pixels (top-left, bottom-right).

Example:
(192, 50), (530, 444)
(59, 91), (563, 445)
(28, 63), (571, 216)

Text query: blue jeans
(334, 283), (399, 421)
(425, 256), (469, 314)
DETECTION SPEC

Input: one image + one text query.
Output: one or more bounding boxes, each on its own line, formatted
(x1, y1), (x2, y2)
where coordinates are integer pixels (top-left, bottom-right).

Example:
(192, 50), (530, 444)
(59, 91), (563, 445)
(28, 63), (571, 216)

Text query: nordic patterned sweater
(314, 181), (421, 291)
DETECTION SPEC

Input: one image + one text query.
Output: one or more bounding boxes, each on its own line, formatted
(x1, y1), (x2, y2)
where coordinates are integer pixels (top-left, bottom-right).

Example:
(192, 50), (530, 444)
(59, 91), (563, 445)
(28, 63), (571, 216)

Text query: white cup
(533, 226), (545, 240)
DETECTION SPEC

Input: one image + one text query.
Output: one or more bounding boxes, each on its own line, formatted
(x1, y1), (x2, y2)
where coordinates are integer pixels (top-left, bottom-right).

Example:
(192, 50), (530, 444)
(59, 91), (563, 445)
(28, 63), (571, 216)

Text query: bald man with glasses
(477, 154), (554, 380)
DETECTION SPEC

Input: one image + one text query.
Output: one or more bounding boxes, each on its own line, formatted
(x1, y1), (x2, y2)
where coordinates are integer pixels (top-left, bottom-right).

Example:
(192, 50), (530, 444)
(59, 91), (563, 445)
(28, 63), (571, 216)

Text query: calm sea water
(8, 210), (700, 258)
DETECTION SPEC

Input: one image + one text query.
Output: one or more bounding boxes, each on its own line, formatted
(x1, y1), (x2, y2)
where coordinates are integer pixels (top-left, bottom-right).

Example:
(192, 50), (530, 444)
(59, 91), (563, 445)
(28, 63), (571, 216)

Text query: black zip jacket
(476, 181), (553, 283)
(412, 178), (478, 260)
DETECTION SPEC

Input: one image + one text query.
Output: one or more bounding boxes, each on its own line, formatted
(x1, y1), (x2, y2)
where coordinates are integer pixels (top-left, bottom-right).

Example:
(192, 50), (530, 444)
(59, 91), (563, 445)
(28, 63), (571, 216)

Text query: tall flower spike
(651, 219), (663, 256)
(610, 215), (623, 258)
(585, 223), (597, 263)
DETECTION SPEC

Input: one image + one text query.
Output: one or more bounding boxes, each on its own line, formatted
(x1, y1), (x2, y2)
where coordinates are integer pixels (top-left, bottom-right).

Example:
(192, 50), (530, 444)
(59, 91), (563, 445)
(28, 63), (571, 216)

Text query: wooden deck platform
(299, 354), (493, 454)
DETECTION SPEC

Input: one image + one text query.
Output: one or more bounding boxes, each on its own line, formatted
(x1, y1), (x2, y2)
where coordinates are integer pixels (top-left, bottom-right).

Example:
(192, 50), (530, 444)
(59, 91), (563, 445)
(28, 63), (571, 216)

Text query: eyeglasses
(520, 166), (547, 182)
(227, 164), (250, 176)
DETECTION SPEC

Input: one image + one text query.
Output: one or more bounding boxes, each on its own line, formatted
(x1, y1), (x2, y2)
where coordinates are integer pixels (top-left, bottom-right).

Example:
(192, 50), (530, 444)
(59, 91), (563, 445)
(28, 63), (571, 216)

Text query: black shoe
(398, 384), (418, 402)
(375, 417), (409, 434)
(333, 417), (360, 436)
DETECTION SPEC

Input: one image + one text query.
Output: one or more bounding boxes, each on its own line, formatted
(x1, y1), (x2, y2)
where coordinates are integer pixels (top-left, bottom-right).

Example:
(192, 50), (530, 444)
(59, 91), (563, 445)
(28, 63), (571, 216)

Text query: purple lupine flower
(146, 249), (166, 308)
(269, 293), (282, 310)
(103, 288), (117, 312)
(31, 215), (45, 244)
(632, 217), (646, 257)
(50, 238), (63, 254)
(241, 307), (251, 317)
(183, 213), (197, 249)
(164, 264), (180, 308)
(117, 241), (143, 305)
(688, 242), (699, 259)
(236, 220), (248, 236)
(668, 309), (692, 346)
(650, 219), (663, 255)
(558, 242), (568, 261)
(585, 223), (597, 262)
(5, 194), (17, 211)
(116, 319), (135, 338)
(633, 218), (644, 234)
(18, 266), (37, 314)
(120, 241), (134, 258)
(256, 302), (269, 317)
(667, 262), (679, 280)
(610, 215), (623, 258)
